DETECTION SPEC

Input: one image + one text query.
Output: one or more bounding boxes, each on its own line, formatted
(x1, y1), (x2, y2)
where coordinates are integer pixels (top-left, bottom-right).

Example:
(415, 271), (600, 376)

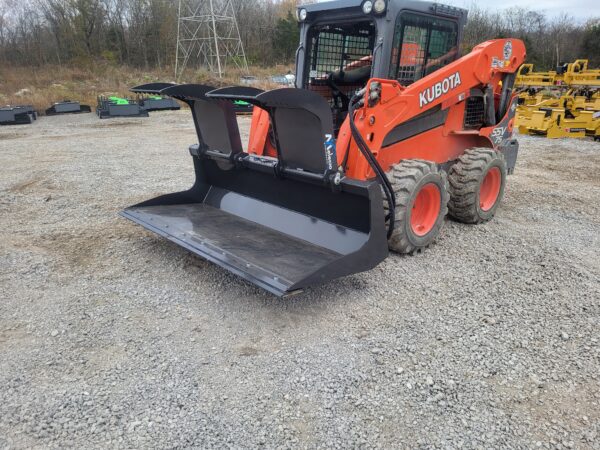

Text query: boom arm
(372, 39), (525, 120)
(337, 39), (526, 179)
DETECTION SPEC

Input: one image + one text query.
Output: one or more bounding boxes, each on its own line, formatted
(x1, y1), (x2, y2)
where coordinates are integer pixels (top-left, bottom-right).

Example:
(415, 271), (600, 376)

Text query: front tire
(448, 148), (507, 224)
(385, 160), (449, 254)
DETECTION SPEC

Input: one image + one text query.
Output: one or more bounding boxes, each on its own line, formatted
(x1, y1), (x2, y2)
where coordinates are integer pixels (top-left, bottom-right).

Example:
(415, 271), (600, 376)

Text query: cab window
(304, 21), (376, 105)
(389, 12), (458, 86)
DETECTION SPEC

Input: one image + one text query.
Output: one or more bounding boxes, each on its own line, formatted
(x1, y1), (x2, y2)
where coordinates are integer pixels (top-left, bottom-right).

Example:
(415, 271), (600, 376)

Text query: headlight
(362, 1), (373, 14)
(373, 0), (386, 13)
(298, 8), (307, 21)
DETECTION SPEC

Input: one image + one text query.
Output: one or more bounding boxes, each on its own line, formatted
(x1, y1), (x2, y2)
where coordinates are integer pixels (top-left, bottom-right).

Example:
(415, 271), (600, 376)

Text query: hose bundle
(347, 92), (396, 238)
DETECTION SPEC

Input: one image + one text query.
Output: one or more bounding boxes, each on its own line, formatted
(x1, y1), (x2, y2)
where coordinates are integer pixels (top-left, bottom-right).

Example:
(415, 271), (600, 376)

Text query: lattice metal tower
(175, 0), (249, 80)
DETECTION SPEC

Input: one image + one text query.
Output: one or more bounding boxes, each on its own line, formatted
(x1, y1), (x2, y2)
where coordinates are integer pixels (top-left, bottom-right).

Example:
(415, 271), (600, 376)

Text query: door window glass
(390, 13), (458, 85)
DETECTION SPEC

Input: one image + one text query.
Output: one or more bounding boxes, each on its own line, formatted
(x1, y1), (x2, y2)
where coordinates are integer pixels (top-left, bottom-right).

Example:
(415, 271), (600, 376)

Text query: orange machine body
(248, 39), (526, 181)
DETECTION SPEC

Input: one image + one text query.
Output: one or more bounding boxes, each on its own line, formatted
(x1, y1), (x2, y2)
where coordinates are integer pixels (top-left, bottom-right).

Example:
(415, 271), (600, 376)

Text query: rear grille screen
(464, 96), (485, 129)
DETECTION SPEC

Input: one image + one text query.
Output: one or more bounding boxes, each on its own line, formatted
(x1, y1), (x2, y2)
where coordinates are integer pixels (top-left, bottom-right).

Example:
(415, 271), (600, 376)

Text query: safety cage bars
(302, 20), (376, 129)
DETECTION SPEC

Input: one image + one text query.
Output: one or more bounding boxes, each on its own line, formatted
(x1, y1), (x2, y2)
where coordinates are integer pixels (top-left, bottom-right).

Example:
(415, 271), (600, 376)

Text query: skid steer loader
(122, 0), (526, 296)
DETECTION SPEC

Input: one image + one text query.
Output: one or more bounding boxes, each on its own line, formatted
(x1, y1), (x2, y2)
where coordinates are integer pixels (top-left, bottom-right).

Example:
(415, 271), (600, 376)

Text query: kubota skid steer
(121, 0), (526, 296)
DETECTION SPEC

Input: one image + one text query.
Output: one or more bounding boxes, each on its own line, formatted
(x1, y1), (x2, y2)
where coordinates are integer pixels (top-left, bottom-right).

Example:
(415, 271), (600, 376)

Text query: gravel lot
(1, 111), (599, 449)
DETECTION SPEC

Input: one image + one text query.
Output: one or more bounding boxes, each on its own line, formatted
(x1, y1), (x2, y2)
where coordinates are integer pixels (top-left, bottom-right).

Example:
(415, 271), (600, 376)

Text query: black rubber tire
(448, 148), (507, 224)
(384, 159), (449, 255)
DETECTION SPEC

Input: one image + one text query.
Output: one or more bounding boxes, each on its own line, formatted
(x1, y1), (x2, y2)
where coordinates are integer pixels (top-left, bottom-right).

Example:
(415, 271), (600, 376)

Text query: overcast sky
(445, 0), (598, 19)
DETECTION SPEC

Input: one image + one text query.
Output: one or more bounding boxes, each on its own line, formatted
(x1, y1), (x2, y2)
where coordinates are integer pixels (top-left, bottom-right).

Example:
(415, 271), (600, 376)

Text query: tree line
(463, 5), (599, 69)
(0, 0), (598, 71)
(0, 0), (303, 69)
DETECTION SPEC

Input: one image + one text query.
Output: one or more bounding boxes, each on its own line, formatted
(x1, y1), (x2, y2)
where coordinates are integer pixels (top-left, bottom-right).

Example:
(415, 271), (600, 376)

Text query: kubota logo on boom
(419, 72), (462, 108)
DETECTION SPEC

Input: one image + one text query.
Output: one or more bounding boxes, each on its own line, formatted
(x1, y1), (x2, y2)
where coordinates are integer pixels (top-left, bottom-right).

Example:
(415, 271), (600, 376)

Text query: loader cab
(296, 0), (467, 132)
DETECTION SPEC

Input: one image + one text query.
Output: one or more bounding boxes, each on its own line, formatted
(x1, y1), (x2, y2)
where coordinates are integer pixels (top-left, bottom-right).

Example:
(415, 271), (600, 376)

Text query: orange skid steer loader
(121, 0), (526, 296)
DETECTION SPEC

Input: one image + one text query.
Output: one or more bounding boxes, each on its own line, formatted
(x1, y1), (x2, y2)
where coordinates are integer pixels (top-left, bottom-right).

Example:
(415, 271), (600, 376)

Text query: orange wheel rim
(479, 167), (501, 211)
(410, 183), (441, 236)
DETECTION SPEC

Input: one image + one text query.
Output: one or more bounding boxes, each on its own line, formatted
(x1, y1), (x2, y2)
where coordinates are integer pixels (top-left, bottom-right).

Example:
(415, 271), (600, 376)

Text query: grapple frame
(121, 84), (389, 296)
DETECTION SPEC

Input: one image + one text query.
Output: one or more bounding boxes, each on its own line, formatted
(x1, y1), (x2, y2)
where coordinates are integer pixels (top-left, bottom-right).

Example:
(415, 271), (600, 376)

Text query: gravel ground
(0, 111), (599, 449)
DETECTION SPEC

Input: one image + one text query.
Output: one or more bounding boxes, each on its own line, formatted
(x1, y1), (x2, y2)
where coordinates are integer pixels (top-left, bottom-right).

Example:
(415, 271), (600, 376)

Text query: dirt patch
(32, 224), (137, 274)
(0, 132), (27, 140)
(532, 145), (600, 184)
(90, 120), (146, 128)
(237, 345), (260, 357)
(0, 325), (27, 347)
(4, 175), (61, 196)
(6, 177), (43, 193)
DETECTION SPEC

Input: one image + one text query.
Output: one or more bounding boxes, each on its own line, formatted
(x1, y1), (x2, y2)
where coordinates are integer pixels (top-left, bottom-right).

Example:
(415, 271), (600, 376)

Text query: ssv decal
(419, 72), (462, 108)
(490, 126), (507, 144)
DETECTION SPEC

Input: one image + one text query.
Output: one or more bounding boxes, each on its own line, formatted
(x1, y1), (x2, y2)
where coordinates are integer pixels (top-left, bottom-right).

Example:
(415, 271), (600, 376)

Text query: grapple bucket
(45, 101), (91, 115)
(121, 84), (388, 296)
(130, 82), (176, 94)
(0, 105), (37, 125)
(130, 83), (181, 112)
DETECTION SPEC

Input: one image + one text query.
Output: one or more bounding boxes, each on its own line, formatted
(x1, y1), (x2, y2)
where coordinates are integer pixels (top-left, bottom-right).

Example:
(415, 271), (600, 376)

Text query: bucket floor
(122, 203), (341, 292)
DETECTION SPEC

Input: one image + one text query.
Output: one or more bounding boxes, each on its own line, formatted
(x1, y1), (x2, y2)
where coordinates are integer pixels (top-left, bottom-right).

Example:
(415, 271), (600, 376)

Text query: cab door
(389, 12), (459, 86)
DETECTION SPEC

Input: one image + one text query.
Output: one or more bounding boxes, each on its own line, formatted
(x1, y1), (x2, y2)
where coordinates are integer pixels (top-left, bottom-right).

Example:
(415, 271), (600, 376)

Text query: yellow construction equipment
(516, 64), (563, 87)
(573, 91), (600, 111)
(563, 60), (600, 87)
(518, 108), (599, 139)
(515, 60), (600, 139)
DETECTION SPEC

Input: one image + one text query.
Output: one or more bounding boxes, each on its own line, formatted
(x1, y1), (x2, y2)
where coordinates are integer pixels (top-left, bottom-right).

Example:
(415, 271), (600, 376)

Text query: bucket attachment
(232, 100), (254, 115)
(130, 83), (176, 94)
(121, 84), (388, 296)
(45, 101), (91, 115)
(0, 105), (37, 125)
(205, 86), (263, 115)
(96, 96), (149, 119)
(131, 83), (181, 112)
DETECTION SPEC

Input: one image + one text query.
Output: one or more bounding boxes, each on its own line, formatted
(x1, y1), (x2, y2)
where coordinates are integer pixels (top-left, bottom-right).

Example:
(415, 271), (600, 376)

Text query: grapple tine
(130, 82), (176, 95)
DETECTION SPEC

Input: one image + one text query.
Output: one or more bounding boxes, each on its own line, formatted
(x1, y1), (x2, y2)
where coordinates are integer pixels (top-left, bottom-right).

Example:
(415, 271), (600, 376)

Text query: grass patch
(0, 63), (292, 114)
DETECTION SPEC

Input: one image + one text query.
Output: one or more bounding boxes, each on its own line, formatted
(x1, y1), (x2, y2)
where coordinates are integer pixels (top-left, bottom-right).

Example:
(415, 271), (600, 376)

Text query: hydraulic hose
(348, 93), (396, 238)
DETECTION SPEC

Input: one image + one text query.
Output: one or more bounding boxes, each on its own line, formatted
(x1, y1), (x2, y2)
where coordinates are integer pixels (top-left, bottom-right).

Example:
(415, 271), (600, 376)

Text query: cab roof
(300, 0), (467, 20)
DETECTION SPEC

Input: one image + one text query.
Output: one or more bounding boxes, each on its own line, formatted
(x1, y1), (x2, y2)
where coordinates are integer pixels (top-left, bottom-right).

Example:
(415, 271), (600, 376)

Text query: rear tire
(448, 148), (507, 224)
(385, 160), (449, 254)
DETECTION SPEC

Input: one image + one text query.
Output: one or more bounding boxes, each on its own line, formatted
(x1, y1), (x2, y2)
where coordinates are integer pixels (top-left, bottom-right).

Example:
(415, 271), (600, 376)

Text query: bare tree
(0, 0), (596, 70)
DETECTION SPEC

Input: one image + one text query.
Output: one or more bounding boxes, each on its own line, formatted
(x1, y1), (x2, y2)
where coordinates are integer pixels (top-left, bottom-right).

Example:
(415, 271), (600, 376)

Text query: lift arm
(337, 39), (526, 178)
